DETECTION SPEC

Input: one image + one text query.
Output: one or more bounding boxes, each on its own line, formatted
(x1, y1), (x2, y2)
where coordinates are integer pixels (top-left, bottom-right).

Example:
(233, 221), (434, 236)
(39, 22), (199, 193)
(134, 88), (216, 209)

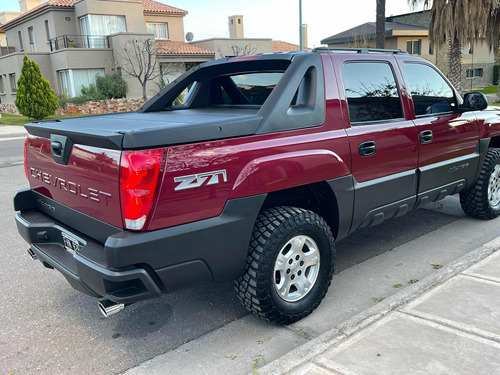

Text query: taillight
(120, 148), (165, 231)
(24, 137), (29, 181)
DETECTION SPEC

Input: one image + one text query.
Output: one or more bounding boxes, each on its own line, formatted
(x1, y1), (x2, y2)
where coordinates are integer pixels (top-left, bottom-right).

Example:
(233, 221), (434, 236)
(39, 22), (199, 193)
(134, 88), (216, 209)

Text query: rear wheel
(234, 206), (335, 324)
(460, 148), (500, 219)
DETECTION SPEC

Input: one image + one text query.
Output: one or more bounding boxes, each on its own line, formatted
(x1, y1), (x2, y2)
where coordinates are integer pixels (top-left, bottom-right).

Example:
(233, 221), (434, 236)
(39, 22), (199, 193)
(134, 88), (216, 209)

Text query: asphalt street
(1, 136), (498, 374)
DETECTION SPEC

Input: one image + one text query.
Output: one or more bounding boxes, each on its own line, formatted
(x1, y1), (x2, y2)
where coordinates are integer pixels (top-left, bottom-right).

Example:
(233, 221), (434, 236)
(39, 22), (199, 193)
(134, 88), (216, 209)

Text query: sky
(1, 0), (425, 47)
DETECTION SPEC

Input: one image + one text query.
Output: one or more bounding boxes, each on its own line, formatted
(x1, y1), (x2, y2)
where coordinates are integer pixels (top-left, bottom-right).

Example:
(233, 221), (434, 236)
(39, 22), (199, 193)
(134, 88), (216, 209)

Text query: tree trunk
(142, 83), (147, 101)
(448, 35), (462, 94)
(376, 0), (386, 49)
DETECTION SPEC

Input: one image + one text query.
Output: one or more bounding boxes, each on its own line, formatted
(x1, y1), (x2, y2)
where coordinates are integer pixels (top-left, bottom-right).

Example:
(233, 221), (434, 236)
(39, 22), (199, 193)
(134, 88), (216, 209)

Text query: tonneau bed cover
(25, 108), (263, 150)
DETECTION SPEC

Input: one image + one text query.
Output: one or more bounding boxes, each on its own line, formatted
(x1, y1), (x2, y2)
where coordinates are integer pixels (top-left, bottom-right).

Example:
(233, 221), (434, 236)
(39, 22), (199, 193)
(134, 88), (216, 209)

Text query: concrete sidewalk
(257, 244), (500, 375)
(0, 124), (27, 138)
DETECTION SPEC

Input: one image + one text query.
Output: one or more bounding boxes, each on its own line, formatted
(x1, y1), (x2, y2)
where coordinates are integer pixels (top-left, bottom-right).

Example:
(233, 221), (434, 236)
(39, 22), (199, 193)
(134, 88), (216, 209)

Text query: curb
(254, 237), (500, 375)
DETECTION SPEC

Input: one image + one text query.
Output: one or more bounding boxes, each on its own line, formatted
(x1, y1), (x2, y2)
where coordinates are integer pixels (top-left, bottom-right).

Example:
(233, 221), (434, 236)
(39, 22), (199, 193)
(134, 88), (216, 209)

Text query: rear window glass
(212, 72), (284, 105)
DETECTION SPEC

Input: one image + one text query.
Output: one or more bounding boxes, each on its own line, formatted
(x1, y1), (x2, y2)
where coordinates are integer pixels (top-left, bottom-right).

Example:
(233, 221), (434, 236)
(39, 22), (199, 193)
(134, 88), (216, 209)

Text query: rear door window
(342, 62), (403, 124)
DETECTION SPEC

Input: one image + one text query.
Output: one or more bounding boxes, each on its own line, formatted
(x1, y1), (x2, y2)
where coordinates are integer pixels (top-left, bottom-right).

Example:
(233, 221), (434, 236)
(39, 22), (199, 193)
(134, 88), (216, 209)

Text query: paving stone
(288, 363), (336, 375)
(403, 275), (500, 337)
(316, 312), (500, 375)
(463, 250), (500, 282)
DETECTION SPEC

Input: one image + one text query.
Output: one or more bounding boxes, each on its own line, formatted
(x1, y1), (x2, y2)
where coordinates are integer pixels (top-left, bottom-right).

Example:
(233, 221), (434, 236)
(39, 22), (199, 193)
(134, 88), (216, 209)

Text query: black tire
(234, 206), (335, 325)
(460, 148), (500, 219)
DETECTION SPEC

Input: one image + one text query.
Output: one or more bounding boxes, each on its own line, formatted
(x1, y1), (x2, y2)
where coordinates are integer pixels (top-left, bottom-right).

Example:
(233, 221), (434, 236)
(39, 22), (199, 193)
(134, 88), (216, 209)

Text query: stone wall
(0, 98), (146, 116)
(56, 98), (146, 115)
(0, 103), (19, 115)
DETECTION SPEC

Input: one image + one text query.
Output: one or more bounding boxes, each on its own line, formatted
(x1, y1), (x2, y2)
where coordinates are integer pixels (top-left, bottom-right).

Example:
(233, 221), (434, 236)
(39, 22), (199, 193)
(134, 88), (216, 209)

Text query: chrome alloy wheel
(273, 235), (320, 302)
(488, 164), (500, 207)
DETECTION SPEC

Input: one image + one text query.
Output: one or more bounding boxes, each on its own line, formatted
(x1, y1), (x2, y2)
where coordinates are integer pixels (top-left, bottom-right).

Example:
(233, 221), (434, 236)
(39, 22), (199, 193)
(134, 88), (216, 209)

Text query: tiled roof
(272, 40), (310, 52)
(3, 0), (78, 28)
(142, 0), (187, 14)
(156, 40), (214, 55)
(2, 0), (186, 29)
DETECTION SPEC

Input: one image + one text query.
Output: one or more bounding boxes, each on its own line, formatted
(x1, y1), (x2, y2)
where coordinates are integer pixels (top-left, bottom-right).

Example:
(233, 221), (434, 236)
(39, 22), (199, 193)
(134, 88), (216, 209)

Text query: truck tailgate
(26, 135), (123, 228)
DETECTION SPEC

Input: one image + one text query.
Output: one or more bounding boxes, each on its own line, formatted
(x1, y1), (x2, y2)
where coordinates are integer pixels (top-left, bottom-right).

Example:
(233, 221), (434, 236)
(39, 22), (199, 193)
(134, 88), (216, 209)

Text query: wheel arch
(488, 136), (500, 149)
(259, 176), (354, 241)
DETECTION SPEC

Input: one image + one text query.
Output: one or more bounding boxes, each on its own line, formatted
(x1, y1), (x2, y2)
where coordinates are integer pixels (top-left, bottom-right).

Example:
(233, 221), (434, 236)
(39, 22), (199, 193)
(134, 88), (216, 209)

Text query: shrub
(81, 84), (106, 101)
(96, 75), (128, 99)
(15, 55), (58, 120)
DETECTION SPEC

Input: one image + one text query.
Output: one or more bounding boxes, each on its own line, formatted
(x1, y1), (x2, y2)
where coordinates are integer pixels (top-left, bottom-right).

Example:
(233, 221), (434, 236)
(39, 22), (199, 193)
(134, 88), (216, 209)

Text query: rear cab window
(212, 72), (284, 106)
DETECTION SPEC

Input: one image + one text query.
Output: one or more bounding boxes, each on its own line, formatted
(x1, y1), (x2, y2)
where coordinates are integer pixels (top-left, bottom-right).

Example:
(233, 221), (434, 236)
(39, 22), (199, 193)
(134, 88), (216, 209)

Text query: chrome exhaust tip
(27, 248), (37, 260)
(97, 299), (125, 317)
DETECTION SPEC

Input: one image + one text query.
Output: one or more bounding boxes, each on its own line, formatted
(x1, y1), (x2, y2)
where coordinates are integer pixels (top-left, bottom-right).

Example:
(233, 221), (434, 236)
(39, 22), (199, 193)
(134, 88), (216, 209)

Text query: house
(190, 16), (307, 60)
(0, 2), (307, 106)
(0, 0), (214, 103)
(321, 10), (495, 90)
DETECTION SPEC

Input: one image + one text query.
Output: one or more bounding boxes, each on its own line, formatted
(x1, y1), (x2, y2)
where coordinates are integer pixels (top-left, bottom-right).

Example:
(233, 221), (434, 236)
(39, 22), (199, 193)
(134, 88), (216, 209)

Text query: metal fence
(49, 35), (110, 51)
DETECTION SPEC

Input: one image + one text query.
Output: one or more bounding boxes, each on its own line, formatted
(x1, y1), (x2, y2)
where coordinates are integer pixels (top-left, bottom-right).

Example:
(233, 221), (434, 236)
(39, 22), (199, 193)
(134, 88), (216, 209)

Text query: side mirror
(462, 92), (488, 111)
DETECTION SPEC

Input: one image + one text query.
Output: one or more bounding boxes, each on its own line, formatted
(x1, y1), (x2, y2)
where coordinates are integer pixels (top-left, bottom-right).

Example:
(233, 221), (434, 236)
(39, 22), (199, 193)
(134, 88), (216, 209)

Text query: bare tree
(376, 0), (386, 49)
(117, 39), (161, 100)
(217, 44), (257, 58)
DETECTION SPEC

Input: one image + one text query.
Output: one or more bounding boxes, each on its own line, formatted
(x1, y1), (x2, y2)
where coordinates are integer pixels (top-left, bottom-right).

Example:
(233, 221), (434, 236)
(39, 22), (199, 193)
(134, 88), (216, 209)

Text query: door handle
(358, 141), (376, 157)
(419, 130), (433, 144)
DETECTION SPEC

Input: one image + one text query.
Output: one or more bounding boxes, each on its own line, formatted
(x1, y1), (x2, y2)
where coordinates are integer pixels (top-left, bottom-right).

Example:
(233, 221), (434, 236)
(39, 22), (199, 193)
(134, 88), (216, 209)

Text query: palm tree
(376, 0), (386, 49)
(409, 0), (500, 94)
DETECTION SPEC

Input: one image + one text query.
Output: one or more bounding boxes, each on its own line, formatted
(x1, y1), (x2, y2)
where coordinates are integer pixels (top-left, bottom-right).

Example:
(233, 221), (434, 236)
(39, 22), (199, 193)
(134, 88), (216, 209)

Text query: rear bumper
(14, 189), (265, 304)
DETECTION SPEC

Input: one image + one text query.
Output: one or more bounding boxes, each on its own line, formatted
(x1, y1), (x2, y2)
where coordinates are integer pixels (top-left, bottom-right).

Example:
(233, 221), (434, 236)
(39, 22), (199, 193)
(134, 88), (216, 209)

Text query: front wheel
(234, 207), (335, 325)
(460, 148), (500, 219)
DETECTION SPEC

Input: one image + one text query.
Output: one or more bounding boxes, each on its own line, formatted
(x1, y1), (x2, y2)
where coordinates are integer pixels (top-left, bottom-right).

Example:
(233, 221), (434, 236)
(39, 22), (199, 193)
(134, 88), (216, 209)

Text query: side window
(403, 63), (456, 116)
(342, 62), (403, 124)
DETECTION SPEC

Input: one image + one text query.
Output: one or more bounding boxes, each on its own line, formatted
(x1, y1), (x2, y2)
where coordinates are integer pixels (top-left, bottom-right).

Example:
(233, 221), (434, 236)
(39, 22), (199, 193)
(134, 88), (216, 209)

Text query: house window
(406, 39), (421, 55)
(80, 15), (125, 48)
(28, 27), (36, 52)
(466, 68), (483, 78)
(45, 20), (50, 41)
(59, 68), (104, 97)
(0, 76), (5, 93)
(9, 73), (17, 92)
(80, 15), (126, 36)
(428, 42), (433, 55)
(18, 31), (24, 51)
(146, 23), (168, 39)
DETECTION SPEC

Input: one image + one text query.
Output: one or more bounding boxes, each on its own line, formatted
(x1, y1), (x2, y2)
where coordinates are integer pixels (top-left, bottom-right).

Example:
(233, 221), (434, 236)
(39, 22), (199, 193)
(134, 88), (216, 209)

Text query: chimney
(228, 15), (244, 39)
(301, 24), (308, 49)
(19, 0), (43, 13)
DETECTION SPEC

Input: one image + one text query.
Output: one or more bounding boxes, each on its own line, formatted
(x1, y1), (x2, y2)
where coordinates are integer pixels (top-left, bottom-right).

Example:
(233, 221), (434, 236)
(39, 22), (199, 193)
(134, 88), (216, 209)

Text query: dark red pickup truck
(14, 48), (500, 324)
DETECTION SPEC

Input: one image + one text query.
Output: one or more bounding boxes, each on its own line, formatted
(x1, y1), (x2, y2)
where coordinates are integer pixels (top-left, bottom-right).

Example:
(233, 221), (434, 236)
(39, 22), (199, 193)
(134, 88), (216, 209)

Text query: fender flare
(229, 150), (350, 199)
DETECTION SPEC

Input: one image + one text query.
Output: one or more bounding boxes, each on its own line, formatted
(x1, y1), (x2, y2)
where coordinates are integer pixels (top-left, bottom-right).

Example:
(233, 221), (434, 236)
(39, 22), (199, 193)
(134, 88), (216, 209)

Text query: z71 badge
(174, 170), (227, 191)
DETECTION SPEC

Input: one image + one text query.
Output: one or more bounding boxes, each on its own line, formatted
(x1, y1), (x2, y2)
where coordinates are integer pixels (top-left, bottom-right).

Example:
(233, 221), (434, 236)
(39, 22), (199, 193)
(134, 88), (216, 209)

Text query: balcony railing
(49, 35), (110, 51)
